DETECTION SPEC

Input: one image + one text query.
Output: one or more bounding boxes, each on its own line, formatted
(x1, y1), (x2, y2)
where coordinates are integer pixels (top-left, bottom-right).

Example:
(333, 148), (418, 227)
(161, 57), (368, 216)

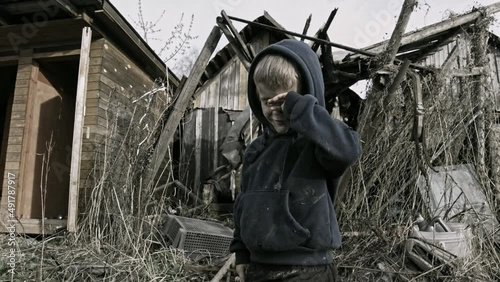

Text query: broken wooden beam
(386, 59), (412, 98)
(221, 10), (253, 61)
(362, 1), (500, 55)
(377, 0), (416, 66)
(216, 18), (251, 70)
(227, 14), (376, 57)
(301, 14), (312, 41)
(227, 14), (432, 72)
(150, 26), (222, 180)
(311, 8), (338, 52)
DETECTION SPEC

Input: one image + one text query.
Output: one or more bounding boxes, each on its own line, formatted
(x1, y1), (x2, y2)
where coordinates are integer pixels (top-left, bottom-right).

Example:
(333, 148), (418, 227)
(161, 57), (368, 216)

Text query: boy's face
(256, 82), (297, 134)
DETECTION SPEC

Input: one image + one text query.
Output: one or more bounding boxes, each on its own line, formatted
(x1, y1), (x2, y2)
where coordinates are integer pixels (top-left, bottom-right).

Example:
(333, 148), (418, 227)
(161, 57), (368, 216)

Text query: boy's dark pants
(245, 262), (340, 282)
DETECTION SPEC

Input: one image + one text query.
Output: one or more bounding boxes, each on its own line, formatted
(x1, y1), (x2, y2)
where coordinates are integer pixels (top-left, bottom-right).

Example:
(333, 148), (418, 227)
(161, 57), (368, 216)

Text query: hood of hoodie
(247, 39), (325, 130)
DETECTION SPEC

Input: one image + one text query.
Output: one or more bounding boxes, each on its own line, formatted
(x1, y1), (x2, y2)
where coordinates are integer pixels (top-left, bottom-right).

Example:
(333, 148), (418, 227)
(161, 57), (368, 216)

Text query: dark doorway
(0, 64), (18, 199)
(19, 58), (78, 219)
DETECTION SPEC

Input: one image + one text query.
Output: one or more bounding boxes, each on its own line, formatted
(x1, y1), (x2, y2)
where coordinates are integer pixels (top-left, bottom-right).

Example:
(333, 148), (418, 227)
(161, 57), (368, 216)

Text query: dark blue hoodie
(230, 39), (361, 266)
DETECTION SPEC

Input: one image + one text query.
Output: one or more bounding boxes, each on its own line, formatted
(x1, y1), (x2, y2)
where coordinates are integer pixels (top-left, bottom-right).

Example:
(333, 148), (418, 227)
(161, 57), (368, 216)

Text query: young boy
(230, 39), (361, 282)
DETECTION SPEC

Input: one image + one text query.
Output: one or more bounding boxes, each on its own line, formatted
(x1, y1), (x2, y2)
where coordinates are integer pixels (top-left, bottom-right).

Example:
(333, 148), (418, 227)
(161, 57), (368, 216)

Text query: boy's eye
(267, 100), (281, 106)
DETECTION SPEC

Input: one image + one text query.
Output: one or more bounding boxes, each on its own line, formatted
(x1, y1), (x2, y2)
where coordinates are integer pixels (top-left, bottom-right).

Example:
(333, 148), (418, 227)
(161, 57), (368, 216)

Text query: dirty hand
(267, 92), (288, 113)
(235, 264), (248, 282)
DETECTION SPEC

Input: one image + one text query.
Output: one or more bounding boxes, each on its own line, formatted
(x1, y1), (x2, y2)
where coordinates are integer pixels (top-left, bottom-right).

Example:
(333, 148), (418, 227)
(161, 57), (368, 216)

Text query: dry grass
(335, 26), (500, 280)
(0, 81), (221, 281)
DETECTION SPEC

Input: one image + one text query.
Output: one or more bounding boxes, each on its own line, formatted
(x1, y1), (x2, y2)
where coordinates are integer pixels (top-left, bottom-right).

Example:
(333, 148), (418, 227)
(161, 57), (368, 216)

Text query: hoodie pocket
(238, 190), (310, 252)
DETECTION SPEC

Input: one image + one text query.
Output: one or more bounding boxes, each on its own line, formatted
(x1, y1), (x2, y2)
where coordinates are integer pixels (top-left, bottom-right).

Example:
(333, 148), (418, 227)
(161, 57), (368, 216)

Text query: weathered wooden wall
(0, 36), (168, 234)
(181, 108), (234, 194)
(194, 57), (247, 111)
(419, 34), (500, 111)
(1, 52), (38, 226)
(78, 38), (168, 213)
(417, 32), (500, 200)
(0, 65), (16, 205)
(76, 38), (106, 214)
(183, 32), (273, 196)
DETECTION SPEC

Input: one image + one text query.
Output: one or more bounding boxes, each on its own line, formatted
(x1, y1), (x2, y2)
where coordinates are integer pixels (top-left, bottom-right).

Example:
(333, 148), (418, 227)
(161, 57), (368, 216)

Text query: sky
(109, 0), (500, 75)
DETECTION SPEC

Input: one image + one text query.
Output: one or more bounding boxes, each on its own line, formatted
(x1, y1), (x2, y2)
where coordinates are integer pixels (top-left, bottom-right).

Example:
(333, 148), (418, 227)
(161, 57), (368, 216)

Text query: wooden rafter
(360, 2), (500, 55)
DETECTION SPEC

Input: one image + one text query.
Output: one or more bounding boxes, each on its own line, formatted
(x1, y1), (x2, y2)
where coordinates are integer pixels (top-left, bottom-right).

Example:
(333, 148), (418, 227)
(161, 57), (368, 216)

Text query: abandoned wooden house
(0, 0), (178, 234)
(179, 12), (294, 201)
(182, 4), (500, 214)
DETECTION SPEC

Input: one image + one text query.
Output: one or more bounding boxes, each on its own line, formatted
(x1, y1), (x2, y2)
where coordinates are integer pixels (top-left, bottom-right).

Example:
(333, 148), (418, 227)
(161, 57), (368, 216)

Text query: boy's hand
(235, 264), (248, 282)
(267, 92), (288, 113)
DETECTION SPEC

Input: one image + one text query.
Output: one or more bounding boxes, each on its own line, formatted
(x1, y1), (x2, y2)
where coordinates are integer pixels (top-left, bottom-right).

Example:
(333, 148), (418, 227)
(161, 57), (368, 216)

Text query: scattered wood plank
(210, 254), (235, 282)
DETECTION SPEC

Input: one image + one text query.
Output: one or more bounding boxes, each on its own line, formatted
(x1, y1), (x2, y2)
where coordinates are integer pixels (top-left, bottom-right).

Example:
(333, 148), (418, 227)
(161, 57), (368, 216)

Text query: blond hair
(253, 55), (301, 91)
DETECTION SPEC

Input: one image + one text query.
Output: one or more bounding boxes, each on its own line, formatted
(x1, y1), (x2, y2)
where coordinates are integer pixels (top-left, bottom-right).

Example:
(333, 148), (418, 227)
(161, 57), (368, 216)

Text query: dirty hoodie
(230, 39), (362, 266)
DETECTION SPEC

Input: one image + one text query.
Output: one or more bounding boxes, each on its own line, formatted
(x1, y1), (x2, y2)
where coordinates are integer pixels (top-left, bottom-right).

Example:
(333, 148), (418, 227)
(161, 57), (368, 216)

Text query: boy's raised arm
(283, 91), (362, 174)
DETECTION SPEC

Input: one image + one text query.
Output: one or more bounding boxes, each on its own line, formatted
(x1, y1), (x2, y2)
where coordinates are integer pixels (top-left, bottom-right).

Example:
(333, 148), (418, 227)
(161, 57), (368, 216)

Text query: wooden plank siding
(193, 57), (247, 111)
(0, 55), (31, 226)
(218, 62), (231, 110)
(181, 108), (233, 193)
(78, 38), (104, 214)
(76, 38), (167, 215)
(416, 33), (500, 111)
(11, 52), (38, 221)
